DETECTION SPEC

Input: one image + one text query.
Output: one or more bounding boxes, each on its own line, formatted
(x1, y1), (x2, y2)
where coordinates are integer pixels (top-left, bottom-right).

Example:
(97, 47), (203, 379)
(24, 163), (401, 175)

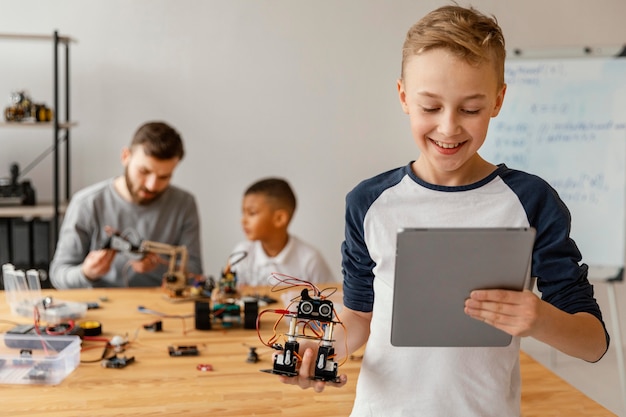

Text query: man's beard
(125, 170), (165, 205)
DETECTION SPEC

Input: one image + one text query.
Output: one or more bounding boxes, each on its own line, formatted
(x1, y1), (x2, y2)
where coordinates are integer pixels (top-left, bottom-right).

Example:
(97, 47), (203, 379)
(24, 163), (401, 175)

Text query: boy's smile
(398, 48), (506, 186)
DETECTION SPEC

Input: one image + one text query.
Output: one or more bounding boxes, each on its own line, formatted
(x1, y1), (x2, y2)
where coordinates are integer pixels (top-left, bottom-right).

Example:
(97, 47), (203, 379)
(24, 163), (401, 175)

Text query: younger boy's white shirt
(230, 235), (337, 286)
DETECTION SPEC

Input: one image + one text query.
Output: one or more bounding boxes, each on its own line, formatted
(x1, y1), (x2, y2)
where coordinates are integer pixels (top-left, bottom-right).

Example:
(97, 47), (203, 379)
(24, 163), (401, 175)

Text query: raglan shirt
(341, 162), (608, 417)
(49, 178), (203, 288)
(230, 235), (337, 286)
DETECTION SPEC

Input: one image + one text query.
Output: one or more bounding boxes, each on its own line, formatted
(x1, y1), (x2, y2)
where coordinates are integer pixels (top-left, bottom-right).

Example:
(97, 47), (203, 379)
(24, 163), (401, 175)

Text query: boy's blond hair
(401, 5), (506, 88)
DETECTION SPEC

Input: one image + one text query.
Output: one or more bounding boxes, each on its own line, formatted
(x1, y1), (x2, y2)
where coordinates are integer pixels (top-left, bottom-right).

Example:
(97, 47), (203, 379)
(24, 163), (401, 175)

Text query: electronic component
(268, 339), (299, 377)
(212, 302), (241, 327)
(45, 322), (85, 338)
(13, 349), (35, 366)
(258, 278), (342, 382)
(196, 363), (213, 372)
(6, 324), (38, 335)
(101, 355), (135, 369)
(194, 300), (212, 330)
(102, 233), (141, 253)
(168, 345), (199, 357)
(312, 323), (340, 383)
(143, 320), (163, 332)
(259, 295), (277, 305)
(109, 335), (127, 349)
(78, 320), (102, 336)
(296, 288), (333, 321)
(246, 347), (259, 364)
(27, 368), (49, 381)
(243, 300), (258, 330)
(27, 363), (52, 381)
(261, 315), (299, 377)
(217, 251), (247, 299)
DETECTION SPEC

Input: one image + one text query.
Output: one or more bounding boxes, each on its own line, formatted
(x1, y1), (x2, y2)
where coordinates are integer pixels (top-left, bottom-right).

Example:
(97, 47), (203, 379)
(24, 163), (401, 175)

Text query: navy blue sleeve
(341, 187), (376, 312)
(501, 168), (608, 324)
(341, 166), (407, 312)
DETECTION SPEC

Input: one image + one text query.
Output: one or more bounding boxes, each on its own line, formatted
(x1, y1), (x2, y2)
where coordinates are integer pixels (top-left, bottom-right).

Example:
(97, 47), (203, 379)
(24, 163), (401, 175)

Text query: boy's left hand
(464, 289), (544, 337)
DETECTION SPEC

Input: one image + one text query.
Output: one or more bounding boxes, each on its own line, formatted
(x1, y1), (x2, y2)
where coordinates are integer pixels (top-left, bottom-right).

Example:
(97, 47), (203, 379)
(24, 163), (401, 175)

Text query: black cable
(228, 251), (248, 268)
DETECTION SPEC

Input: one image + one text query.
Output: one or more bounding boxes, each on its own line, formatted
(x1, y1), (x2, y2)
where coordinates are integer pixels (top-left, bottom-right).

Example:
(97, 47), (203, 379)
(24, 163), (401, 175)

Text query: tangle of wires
(256, 273), (348, 368)
(80, 334), (131, 364)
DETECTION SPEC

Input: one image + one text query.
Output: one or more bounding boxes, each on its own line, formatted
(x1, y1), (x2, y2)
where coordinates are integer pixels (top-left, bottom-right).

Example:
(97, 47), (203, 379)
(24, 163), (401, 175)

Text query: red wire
(268, 272), (319, 296)
(32, 306), (49, 354)
(256, 309), (293, 348)
(255, 278), (349, 373)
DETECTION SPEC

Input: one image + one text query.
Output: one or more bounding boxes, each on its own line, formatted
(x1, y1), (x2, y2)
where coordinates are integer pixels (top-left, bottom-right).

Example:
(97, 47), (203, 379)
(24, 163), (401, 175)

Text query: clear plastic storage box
(0, 334), (81, 385)
(2, 264), (86, 323)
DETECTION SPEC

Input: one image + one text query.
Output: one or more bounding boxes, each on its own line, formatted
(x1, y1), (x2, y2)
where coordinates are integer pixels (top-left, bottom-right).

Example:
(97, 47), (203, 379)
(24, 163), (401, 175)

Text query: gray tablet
(390, 227), (536, 347)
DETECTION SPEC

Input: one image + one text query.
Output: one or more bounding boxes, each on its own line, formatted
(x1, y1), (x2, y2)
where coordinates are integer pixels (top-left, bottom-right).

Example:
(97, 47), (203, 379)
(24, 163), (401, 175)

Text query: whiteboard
(481, 56), (626, 267)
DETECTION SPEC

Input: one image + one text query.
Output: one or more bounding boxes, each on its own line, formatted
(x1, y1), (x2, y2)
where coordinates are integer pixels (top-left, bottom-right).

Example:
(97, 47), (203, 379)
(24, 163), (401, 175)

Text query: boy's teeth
(435, 141), (460, 149)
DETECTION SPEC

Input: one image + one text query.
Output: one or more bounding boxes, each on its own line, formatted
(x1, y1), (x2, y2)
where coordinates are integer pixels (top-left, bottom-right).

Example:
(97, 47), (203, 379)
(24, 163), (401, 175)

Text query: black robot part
(297, 289), (333, 322)
(312, 344), (340, 383)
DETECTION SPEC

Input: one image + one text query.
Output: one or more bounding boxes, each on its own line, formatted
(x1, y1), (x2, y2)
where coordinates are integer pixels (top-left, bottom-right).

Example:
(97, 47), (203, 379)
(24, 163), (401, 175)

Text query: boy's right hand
(277, 347), (348, 393)
(82, 249), (116, 281)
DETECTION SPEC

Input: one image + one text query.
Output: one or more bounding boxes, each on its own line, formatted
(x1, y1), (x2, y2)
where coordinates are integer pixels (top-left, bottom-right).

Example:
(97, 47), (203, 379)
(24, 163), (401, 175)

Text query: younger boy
(279, 5), (608, 416)
(226, 177), (336, 286)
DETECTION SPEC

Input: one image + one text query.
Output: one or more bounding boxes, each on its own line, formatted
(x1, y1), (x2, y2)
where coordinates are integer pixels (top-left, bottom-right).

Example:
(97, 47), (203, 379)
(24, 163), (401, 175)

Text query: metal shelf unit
(0, 31), (76, 276)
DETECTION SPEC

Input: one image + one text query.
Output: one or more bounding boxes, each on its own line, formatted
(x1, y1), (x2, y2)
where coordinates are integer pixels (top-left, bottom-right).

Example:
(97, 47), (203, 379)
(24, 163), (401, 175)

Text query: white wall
(0, 0), (625, 289)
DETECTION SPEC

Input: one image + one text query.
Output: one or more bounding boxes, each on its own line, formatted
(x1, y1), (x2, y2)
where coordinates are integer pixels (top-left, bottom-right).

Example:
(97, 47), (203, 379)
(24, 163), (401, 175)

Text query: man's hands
(129, 252), (164, 274)
(82, 249), (116, 281)
(277, 347), (348, 393)
(82, 250), (163, 281)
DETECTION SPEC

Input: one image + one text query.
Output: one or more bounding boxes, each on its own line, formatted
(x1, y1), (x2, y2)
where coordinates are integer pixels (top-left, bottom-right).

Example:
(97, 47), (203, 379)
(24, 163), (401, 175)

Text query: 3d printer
(0, 163), (36, 206)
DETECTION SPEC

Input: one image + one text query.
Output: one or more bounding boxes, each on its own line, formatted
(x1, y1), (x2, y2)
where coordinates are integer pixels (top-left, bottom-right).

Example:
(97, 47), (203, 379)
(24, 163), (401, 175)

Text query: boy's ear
(272, 209), (290, 229)
(397, 79), (410, 114)
(491, 84), (507, 117)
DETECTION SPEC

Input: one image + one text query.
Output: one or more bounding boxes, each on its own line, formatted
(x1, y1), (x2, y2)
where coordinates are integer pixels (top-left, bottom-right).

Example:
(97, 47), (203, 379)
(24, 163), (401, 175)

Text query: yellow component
(80, 321), (101, 329)
(79, 320), (103, 336)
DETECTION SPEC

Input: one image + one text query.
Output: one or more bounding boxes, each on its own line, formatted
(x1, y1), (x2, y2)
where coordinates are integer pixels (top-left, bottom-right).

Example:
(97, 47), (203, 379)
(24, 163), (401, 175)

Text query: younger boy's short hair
(130, 121), (185, 161)
(401, 5), (506, 88)
(245, 178), (297, 218)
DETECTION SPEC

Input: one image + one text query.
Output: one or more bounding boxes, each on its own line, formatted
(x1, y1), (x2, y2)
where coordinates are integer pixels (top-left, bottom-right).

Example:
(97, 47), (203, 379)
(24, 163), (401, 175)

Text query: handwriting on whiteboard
(481, 57), (626, 265)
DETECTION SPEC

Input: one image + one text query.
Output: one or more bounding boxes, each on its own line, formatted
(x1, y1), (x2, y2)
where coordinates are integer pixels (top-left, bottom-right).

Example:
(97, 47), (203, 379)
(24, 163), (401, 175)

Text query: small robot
(259, 284), (342, 383)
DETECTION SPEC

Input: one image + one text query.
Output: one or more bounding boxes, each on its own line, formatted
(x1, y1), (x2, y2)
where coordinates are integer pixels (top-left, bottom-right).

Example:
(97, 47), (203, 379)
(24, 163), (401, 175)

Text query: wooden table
(0, 287), (616, 417)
